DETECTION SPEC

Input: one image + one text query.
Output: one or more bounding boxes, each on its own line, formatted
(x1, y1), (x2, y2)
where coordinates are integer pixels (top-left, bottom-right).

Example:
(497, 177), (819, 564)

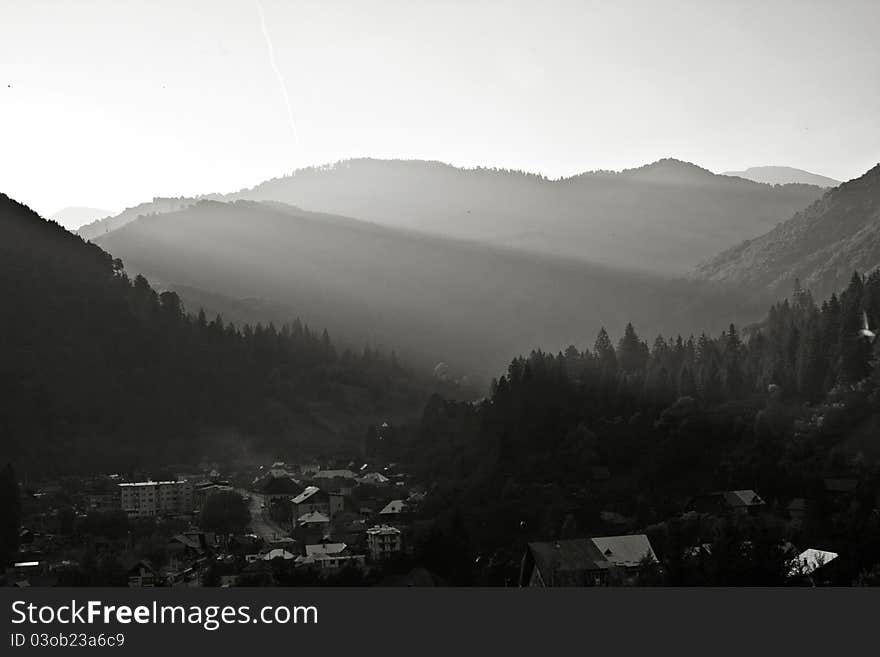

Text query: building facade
(366, 524), (403, 561)
(119, 480), (194, 518)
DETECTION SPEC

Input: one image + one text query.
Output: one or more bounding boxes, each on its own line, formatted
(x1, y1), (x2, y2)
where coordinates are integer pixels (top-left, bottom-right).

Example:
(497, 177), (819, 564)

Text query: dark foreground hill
(94, 199), (763, 378)
(0, 193), (456, 475)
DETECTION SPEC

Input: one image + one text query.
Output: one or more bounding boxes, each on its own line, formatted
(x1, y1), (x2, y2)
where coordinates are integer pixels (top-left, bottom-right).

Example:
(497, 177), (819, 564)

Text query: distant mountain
(78, 197), (196, 240)
(95, 199), (762, 378)
(0, 192), (454, 475)
(723, 166), (840, 188)
(81, 158), (825, 275)
(49, 206), (113, 231)
(694, 164), (880, 299)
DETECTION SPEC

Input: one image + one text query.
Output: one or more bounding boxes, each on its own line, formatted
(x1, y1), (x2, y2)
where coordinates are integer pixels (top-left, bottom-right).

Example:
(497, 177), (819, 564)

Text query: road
(240, 490), (290, 542)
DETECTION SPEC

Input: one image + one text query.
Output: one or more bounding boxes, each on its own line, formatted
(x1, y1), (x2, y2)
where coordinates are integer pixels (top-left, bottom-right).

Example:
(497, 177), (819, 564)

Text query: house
(228, 534), (263, 560)
(379, 500), (408, 525)
(519, 534), (657, 587)
(262, 548), (296, 562)
(689, 489), (765, 516)
(259, 476), (303, 503)
(167, 531), (214, 559)
(297, 542), (366, 572)
(126, 559), (156, 587)
(297, 511), (330, 529)
(313, 469), (356, 481)
(291, 486), (332, 522)
(359, 472), (390, 486)
(269, 462), (291, 478)
(788, 548), (839, 585)
(298, 462), (321, 477)
(366, 524), (403, 561)
(193, 481), (233, 510)
(723, 490), (765, 515)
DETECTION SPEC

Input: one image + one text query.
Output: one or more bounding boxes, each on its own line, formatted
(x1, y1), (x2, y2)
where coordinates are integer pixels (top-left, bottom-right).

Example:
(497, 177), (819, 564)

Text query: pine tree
(839, 272), (872, 383)
(722, 324), (745, 397)
(618, 322), (647, 373)
(594, 327), (617, 379)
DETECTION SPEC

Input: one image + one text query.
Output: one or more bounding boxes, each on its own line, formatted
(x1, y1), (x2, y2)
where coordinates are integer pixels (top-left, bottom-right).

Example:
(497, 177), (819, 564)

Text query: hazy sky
(2, 0), (879, 217)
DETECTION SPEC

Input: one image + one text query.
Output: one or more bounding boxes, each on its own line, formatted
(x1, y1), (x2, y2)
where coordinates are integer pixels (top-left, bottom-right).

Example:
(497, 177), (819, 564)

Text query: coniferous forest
(6, 183), (880, 585)
(404, 273), (880, 584)
(0, 193), (459, 475)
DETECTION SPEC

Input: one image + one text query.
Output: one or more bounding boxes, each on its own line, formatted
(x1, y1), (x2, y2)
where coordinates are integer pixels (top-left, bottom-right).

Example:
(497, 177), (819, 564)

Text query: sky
(1, 0), (879, 218)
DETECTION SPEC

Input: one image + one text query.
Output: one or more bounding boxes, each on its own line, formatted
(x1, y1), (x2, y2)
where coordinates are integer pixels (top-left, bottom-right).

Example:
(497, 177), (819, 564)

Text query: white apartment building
(119, 480), (194, 518)
(366, 524), (403, 561)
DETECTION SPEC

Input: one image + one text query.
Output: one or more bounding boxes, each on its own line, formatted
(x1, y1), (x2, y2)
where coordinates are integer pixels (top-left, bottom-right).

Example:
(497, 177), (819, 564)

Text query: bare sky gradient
(2, 0), (879, 217)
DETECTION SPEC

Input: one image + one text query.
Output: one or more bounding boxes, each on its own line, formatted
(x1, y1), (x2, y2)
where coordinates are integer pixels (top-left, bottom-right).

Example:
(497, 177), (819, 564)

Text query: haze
(2, 0), (879, 216)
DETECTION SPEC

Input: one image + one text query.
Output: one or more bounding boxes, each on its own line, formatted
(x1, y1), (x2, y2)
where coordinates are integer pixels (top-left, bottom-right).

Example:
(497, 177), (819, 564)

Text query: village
(6, 443), (858, 588)
(6, 449), (430, 588)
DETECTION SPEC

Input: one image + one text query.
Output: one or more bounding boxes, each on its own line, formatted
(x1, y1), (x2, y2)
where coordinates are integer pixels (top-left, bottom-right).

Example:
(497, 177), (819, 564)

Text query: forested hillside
(79, 158), (825, 275)
(93, 198), (762, 378)
(0, 193), (456, 475)
(696, 164), (880, 299)
(405, 272), (880, 584)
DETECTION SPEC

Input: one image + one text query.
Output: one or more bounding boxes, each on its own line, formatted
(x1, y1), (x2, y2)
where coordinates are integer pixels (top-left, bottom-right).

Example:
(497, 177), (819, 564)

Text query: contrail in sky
(256, 0), (300, 144)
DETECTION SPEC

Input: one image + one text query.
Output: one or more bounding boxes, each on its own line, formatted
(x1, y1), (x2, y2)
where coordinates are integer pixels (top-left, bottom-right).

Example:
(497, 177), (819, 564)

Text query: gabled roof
(789, 548), (838, 576)
(591, 535), (657, 568)
(526, 534), (658, 585)
(360, 472), (390, 484)
(291, 486), (324, 505)
(297, 511), (330, 524)
(526, 539), (609, 586)
(260, 476), (303, 495)
(305, 542), (348, 557)
(380, 500), (407, 515)
(262, 548), (295, 561)
(314, 469), (356, 480)
(722, 490), (764, 508)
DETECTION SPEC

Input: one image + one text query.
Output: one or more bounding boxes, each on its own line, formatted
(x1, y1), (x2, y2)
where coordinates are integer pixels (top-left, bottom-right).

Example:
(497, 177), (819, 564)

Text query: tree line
(0, 193), (451, 475)
(405, 271), (880, 584)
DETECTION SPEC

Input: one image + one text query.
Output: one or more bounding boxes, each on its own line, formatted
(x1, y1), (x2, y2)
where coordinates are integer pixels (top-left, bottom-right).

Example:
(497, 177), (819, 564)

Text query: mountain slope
(81, 158), (825, 275)
(0, 193), (450, 475)
(723, 166), (840, 188)
(694, 164), (880, 299)
(78, 197), (196, 240)
(94, 199), (762, 378)
(49, 206), (113, 231)
(227, 158), (825, 274)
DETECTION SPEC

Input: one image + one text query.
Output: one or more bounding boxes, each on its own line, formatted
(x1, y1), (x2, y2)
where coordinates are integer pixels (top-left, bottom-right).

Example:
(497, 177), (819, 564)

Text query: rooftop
(291, 486), (322, 505)
(367, 524), (401, 536)
(380, 500), (407, 515)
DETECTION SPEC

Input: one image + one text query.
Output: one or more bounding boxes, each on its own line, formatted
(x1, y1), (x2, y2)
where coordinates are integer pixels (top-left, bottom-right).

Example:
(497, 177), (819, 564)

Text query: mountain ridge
(723, 165), (840, 188)
(694, 163), (880, 299)
(93, 197), (765, 378)
(79, 157), (825, 275)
